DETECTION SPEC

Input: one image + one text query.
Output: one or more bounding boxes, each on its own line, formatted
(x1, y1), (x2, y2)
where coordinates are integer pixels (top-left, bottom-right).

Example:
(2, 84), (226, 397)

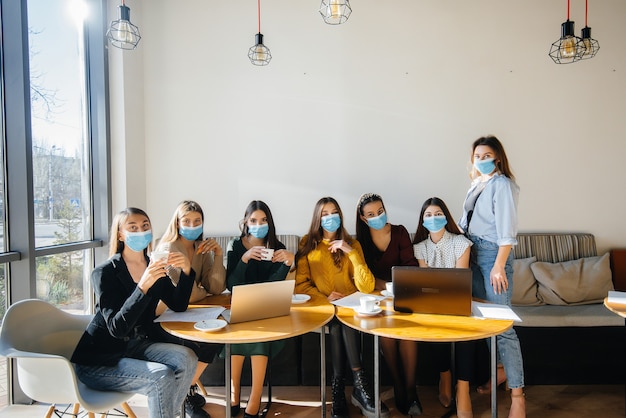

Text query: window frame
(0, 0), (112, 404)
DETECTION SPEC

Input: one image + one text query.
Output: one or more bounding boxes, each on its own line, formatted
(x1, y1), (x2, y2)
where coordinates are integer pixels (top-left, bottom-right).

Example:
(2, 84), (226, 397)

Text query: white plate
(292, 294), (311, 304)
(194, 319), (227, 332)
(354, 306), (382, 316)
(380, 290), (394, 298)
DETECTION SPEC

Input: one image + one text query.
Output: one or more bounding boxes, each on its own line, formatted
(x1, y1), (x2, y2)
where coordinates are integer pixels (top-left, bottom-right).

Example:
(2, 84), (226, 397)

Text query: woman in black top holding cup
(226, 200), (295, 417)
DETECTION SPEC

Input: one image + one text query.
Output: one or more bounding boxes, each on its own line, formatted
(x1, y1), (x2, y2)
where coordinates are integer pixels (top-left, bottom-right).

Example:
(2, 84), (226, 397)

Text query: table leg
(491, 336), (497, 418)
(321, 327), (326, 418)
(374, 335), (380, 418)
(225, 343), (231, 418)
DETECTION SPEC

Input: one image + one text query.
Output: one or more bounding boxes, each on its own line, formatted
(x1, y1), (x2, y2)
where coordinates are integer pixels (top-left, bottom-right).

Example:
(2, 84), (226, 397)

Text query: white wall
(109, 0), (626, 254)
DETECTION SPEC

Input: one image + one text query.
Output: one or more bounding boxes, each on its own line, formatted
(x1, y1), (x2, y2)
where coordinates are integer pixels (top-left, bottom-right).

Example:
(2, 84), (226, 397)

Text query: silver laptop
(392, 266), (472, 316)
(221, 280), (295, 324)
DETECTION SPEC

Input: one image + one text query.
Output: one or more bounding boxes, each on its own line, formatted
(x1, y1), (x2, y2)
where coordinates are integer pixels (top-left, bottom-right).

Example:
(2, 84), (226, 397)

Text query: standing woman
(71, 208), (198, 418)
(413, 197), (474, 418)
(295, 197), (389, 418)
(355, 193), (422, 416)
(459, 135), (525, 418)
(226, 200), (295, 418)
(154, 200), (227, 417)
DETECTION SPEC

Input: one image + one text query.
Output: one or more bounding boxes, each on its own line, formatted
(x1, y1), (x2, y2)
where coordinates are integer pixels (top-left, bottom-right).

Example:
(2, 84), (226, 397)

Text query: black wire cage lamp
(548, 0), (580, 64)
(106, 0), (141, 50)
(576, 0), (600, 60)
(248, 0), (272, 66)
(319, 0), (352, 25)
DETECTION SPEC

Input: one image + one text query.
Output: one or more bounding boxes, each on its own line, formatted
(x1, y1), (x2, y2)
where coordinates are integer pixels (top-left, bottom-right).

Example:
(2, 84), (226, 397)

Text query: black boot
(331, 376), (349, 418)
(351, 369), (390, 418)
(187, 384), (206, 407)
(406, 386), (423, 416)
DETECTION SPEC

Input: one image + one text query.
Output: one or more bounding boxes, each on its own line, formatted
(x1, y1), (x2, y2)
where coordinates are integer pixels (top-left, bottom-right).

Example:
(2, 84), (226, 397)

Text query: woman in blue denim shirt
(459, 136), (526, 418)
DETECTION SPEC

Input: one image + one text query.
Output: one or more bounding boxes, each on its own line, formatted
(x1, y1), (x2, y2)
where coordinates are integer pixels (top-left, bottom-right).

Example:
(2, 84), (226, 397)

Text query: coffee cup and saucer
(354, 296), (382, 316)
(380, 282), (394, 298)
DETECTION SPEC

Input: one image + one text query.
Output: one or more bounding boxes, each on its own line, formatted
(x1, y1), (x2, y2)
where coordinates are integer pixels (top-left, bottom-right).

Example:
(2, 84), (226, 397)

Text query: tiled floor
(0, 384), (624, 417)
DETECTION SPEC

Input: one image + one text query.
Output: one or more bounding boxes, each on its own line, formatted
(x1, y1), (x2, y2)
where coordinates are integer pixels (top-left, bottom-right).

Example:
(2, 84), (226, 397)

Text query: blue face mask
(366, 212), (387, 230)
(474, 158), (496, 175)
(248, 223), (269, 239)
(423, 215), (448, 233)
(179, 224), (203, 241)
(124, 230), (153, 252)
(321, 213), (341, 233)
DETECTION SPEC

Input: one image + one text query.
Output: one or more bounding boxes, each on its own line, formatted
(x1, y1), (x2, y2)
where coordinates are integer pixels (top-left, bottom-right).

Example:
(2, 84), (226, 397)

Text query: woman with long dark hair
(459, 135), (525, 418)
(225, 200), (294, 418)
(356, 193), (421, 416)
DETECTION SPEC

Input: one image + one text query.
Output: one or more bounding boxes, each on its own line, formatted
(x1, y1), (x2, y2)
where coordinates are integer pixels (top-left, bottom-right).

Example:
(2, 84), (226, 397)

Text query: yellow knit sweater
(295, 236), (375, 298)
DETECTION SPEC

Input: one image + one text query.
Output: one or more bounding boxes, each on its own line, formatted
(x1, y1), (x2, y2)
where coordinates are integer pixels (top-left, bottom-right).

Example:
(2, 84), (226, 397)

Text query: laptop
(391, 266), (472, 316)
(221, 280), (295, 324)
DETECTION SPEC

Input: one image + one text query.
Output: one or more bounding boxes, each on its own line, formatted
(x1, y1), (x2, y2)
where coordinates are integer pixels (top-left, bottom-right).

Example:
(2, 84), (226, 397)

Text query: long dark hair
(470, 135), (515, 181)
(296, 197), (352, 268)
(240, 200), (280, 249)
(109, 207), (152, 257)
(413, 197), (463, 244)
(355, 193), (385, 261)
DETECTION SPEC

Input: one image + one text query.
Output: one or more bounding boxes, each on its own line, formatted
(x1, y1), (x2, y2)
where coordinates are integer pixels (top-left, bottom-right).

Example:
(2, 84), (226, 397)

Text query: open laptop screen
(392, 266), (472, 316)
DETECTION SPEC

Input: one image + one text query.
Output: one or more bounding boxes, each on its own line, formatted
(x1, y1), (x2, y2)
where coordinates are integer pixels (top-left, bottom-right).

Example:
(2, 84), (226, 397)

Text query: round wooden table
(161, 293), (335, 418)
(336, 297), (513, 418)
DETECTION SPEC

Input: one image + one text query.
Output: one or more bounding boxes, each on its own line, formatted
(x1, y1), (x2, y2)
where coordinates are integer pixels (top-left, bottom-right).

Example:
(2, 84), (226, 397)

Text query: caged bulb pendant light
(576, 0), (600, 60)
(319, 0), (352, 25)
(106, 0), (141, 50)
(549, 0), (580, 64)
(248, 0), (272, 66)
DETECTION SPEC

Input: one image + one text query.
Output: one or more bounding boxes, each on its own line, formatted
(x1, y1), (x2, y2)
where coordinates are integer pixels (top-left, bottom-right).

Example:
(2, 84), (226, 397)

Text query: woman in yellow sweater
(295, 197), (389, 418)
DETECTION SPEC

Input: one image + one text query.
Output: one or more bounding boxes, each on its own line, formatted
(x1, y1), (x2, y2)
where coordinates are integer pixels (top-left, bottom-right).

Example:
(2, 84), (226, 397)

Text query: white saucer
(292, 294), (311, 304)
(354, 306), (382, 316)
(380, 290), (394, 298)
(194, 319), (227, 332)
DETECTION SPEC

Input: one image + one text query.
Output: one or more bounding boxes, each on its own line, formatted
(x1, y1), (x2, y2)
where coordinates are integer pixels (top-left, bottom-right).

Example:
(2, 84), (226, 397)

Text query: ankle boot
(351, 369), (390, 418)
(331, 376), (349, 418)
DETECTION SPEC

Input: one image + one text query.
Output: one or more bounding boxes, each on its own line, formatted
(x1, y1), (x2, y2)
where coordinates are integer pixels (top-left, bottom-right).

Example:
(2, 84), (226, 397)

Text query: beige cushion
(531, 253), (613, 305)
(511, 256), (543, 306)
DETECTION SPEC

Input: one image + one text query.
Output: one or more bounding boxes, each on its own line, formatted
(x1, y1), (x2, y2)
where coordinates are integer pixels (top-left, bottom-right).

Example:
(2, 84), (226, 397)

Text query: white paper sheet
(608, 290), (626, 305)
(153, 307), (226, 323)
(471, 301), (522, 322)
(330, 292), (384, 309)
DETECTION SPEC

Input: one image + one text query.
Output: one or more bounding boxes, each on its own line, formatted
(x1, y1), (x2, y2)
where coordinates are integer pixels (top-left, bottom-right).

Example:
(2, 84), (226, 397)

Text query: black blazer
(71, 252), (195, 366)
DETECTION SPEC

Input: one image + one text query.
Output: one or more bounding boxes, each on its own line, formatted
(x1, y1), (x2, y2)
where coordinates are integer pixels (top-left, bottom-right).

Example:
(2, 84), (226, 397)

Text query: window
(0, 0), (111, 407)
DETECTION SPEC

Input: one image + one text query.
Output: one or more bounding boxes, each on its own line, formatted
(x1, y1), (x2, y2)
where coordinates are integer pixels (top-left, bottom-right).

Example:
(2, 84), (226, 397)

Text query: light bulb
(253, 45), (266, 62)
(581, 38), (592, 56)
(560, 36), (577, 58)
(117, 20), (135, 44)
(329, 0), (341, 18)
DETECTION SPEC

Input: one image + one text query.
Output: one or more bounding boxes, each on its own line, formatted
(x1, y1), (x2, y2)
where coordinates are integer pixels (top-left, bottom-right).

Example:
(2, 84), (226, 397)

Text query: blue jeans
(75, 338), (197, 418)
(469, 235), (525, 389)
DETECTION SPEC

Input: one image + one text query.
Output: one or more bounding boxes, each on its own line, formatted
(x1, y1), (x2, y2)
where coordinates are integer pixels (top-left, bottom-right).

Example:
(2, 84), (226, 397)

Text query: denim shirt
(459, 173), (519, 246)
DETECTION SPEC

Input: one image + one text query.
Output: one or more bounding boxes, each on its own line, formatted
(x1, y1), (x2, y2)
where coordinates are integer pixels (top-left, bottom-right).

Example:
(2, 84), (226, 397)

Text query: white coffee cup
(359, 296), (380, 312)
(385, 282), (394, 295)
(261, 248), (274, 261)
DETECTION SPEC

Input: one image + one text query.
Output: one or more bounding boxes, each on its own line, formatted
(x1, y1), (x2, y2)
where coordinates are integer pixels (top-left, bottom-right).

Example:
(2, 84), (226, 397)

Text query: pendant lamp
(106, 0), (141, 50)
(548, 0), (580, 64)
(576, 0), (600, 60)
(248, 0), (272, 66)
(319, 0), (352, 25)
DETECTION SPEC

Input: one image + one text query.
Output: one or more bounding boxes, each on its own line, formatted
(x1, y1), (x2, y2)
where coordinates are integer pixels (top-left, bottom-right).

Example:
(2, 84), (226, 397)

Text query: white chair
(0, 299), (137, 418)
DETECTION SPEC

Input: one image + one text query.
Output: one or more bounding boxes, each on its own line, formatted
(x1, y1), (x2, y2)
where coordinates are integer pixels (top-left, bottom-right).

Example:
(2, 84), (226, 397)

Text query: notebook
(221, 280), (295, 324)
(391, 266), (472, 316)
